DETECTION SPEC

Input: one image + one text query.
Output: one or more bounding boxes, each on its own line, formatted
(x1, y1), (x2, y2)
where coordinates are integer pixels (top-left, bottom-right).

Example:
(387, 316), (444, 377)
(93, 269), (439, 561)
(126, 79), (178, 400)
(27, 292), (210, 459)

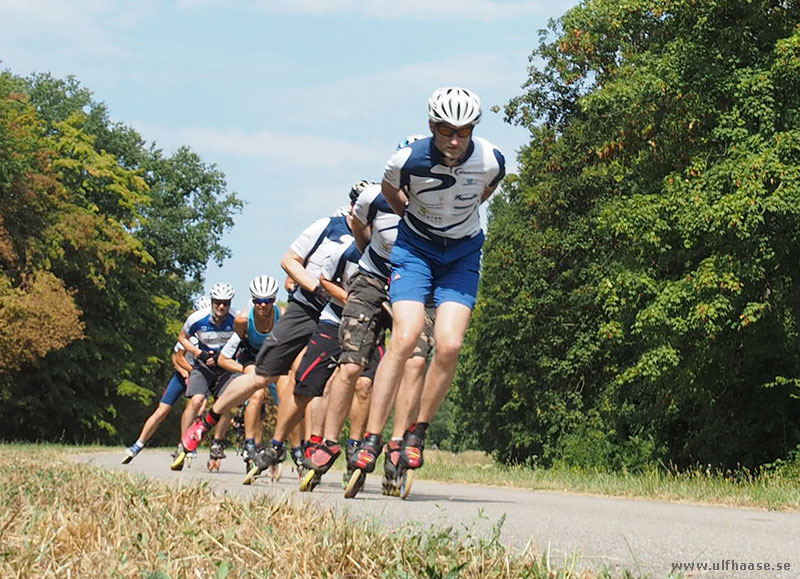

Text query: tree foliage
(455, 0), (800, 469)
(0, 71), (242, 442)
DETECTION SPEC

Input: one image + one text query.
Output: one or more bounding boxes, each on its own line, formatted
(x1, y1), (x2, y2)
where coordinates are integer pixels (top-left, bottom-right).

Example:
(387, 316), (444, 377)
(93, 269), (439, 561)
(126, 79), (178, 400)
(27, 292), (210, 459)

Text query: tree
(0, 71), (242, 441)
(456, 0), (800, 469)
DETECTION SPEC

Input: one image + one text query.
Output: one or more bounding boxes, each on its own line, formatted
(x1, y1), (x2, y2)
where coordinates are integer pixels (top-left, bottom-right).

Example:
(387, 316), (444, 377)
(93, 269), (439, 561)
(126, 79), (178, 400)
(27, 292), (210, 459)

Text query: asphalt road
(80, 451), (800, 578)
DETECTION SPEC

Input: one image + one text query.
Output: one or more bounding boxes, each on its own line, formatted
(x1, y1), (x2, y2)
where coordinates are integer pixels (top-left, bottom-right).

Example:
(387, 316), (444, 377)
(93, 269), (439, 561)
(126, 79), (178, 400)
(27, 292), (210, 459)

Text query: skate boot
(242, 439), (257, 474)
(300, 441), (341, 492)
(207, 439), (227, 471)
(399, 424), (426, 470)
(381, 440), (402, 496)
(344, 433), (382, 499)
(122, 442), (143, 464)
(342, 439), (362, 489)
(170, 443), (186, 471)
(170, 416), (213, 470)
(291, 445), (306, 479)
(396, 423), (427, 499)
(243, 440), (285, 485)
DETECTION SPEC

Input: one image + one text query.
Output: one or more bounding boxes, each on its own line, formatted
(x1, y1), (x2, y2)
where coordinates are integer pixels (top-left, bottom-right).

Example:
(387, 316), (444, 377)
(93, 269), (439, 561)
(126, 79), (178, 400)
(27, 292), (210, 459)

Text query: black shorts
(361, 336), (386, 382)
(185, 362), (234, 398)
(254, 300), (320, 378)
(293, 322), (340, 398)
(236, 346), (259, 368)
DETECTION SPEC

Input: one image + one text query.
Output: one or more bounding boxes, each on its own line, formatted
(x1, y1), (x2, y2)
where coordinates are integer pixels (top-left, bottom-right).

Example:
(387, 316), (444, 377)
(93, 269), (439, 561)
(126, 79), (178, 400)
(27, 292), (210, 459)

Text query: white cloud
(179, 0), (575, 21)
(135, 124), (384, 168)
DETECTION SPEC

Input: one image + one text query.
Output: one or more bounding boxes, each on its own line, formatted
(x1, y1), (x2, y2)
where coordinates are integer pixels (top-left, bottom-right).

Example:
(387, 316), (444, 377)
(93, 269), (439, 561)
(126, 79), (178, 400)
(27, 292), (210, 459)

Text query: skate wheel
(270, 463), (282, 482)
(170, 451), (186, 471)
(244, 460), (252, 474)
(243, 465), (260, 485)
(299, 469), (317, 492)
(399, 469), (413, 500)
(344, 470), (365, 499)
(121, 455), (133, 465)
(186, 455), (193, 469)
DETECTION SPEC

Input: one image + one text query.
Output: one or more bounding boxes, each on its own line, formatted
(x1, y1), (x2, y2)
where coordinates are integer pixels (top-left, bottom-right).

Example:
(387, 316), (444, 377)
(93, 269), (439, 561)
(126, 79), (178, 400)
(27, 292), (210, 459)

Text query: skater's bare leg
(322, 362), (362, 441)
(365, 301), (425, 435)
(392, 355), (426, 438)
(416, 302), (471, 423)
(349, 375), (373, 440)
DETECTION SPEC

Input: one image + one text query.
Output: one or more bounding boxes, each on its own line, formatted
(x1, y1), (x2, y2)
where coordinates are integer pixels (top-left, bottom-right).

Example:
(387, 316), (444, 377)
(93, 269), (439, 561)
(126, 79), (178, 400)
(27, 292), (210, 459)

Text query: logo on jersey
(455, 167), (482, 176)
(392, 272), (402, 281)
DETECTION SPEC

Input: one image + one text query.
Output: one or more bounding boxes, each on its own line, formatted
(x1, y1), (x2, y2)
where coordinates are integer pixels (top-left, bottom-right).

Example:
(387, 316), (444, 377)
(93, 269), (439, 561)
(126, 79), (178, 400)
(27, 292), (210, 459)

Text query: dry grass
(0, 446), (630, 579)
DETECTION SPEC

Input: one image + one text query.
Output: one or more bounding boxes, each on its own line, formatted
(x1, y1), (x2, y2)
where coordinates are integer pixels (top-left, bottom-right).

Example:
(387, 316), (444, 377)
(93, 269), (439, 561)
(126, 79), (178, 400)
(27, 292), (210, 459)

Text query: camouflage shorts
(338, 272), (392, 368)
(413, 306), (436, 359)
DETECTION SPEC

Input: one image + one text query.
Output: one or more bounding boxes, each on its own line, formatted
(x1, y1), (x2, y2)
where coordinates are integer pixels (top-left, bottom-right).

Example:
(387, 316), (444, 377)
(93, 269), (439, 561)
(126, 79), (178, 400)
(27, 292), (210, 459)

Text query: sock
(203, 409), (221, 427)
(309, 435), (323, 446)
(347, 438), (360, 447)
(131, 440), (144, 451)
(410, 422), (429, 437)
(271, 438), (285, 451)
(326, 439), (339, 448)
(244, 438), (255, 445)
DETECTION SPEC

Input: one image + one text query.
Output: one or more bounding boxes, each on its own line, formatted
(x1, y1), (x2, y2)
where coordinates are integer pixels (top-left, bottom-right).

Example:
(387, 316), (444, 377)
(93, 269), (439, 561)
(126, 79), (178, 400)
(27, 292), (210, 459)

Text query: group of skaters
(123, 86), (505, 498)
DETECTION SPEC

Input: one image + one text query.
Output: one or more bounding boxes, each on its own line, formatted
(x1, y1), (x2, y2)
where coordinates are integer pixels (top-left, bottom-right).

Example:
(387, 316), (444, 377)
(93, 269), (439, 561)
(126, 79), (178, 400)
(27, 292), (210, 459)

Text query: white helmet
(193, 296), (211, 311)
(209, 282), (235, 300)
(427, 87), (482, 127)
(349, 179), (377, 204)
(249, 275), (279, 300)
(396, 134), (427, 151)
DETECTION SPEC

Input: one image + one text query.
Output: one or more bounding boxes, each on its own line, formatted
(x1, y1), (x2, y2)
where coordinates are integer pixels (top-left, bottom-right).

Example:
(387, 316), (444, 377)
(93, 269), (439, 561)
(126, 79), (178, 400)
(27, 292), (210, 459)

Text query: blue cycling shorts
(159, 371), (188, 406)
(388, 221), (484, 309)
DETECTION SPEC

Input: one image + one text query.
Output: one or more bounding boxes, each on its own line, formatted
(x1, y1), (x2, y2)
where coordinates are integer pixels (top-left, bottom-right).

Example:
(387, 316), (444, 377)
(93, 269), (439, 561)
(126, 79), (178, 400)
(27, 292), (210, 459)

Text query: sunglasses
(253, 297), (275, 305)
(212, 300), (231, 306)
(434, 124), (474, 138)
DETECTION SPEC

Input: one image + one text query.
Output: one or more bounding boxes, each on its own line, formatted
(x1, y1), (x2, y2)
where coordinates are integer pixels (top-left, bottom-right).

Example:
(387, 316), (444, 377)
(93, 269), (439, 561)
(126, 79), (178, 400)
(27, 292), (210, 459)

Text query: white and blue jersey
(181, 310), (236, 354)
(289, 214), (354, 311)
(383, 136), (505, 244)
(319, 240), (361, 326)
(353, 182), (399, 281)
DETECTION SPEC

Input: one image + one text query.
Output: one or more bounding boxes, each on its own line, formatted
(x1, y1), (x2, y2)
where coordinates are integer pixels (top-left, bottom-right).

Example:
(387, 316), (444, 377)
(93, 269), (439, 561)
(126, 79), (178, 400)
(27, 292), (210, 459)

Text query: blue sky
(1, 0), (578, 312)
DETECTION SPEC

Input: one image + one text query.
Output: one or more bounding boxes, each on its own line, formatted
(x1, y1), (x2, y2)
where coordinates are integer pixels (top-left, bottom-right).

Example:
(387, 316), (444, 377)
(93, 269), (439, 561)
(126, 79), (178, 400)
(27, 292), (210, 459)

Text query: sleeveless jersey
(245, 303), (280, 352)
(289, 214), (354, 311)
(383, 136), (505, 243)
(318, 240), (361, 326)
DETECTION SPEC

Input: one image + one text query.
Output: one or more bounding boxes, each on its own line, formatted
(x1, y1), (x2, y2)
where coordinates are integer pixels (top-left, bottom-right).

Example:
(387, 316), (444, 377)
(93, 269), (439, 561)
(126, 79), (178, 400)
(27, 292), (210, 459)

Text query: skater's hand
(311, 284), (330, 308)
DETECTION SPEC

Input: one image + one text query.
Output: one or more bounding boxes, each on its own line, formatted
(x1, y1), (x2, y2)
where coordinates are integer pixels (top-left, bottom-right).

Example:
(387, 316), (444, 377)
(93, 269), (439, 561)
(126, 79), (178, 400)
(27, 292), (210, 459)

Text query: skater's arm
(320, 274), (347, 304)
(217, 316), (246, 373)
(281, 248), (320, 293)
(173, 349), (192, 379)
(381, 180), (408, 216)
(352, 216), (371, 253)
(178, 329), (202, 358)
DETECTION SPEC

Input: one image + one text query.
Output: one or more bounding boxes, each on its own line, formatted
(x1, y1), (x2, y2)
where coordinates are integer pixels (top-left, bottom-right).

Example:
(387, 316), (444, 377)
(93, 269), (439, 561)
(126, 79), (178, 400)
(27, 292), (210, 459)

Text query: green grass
(0, 445), (649, 578)
(415, 450), (800, 511)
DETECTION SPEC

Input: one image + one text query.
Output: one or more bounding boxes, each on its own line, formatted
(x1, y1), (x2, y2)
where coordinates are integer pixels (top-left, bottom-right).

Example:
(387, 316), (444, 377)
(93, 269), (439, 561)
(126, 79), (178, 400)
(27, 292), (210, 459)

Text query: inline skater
(303, 173), (433, 494)
(122, 297), (210, 463)
(347, 87), (505, 497)
(217, 275), (283, 472)
(171, 199), (355, 471)
(171, 283), (237, 471)
(250, 235), (360, 488)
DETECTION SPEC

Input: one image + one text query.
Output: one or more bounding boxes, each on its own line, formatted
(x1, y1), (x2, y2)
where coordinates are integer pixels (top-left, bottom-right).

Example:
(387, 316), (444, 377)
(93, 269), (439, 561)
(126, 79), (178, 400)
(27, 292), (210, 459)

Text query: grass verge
(417, 451), (800, 511)
(0, 446), (643, 578)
